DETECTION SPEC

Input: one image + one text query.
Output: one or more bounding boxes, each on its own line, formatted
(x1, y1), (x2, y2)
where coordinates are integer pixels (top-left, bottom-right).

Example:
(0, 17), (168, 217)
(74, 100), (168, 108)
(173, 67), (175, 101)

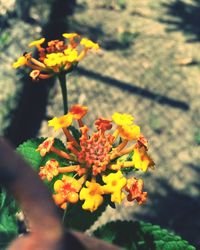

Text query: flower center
(78, 131), (113, 175)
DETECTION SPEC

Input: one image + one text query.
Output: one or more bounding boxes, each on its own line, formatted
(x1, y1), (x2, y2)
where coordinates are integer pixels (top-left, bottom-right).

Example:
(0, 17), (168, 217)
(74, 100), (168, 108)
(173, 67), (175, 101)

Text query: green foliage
(16, 138), (44, 170)
(93, 220), (196, 250)
(0, 189), (18, 250)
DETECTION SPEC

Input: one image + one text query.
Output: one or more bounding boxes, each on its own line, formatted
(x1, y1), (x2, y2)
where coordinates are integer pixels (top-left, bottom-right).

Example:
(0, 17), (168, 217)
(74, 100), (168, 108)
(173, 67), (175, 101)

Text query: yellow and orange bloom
(13, 33), (100, 80)
(36, 137), (54, 157)
(39, 159), (59, 181)
(79, 180), (104, 212)
(36, 106), (154, 212)
(133, 145), (155, 172)
(53, 175), (83, 209)
(118, 124), (140, 140)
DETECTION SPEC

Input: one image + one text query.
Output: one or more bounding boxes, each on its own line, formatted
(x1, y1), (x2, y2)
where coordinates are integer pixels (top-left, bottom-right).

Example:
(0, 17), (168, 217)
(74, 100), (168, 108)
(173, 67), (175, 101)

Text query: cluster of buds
(12, 33), (99, 81)
(36, 104), (154, 212)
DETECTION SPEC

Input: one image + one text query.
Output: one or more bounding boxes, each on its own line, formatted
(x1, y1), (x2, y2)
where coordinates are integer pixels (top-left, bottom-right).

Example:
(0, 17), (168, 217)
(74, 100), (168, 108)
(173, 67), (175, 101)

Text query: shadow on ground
(77, 67), (189, 110)
(160, 0), (200, 42)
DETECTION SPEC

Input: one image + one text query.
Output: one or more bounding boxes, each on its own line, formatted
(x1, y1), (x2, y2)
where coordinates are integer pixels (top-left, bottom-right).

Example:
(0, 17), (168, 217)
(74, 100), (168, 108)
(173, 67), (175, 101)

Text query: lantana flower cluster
(12, 33), (99, 80)
(36, 104), (155, 212)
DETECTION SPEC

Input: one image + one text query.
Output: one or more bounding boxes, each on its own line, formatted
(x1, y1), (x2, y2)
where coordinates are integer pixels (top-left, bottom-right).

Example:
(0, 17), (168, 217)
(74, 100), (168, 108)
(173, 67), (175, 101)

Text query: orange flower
(95, 118), (112, 132)
(125, 177), (147, 205)
(70, 104), (88, 120)
(53, 175), (82, 209)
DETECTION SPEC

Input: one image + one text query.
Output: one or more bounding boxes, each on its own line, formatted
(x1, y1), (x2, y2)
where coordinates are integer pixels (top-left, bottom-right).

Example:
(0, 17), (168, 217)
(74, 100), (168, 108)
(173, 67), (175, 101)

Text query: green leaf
(0, 190), (18, 249)
(63, 201), (107, 232)
(93, 220), (196, 250)
(16, 138), (44, 170)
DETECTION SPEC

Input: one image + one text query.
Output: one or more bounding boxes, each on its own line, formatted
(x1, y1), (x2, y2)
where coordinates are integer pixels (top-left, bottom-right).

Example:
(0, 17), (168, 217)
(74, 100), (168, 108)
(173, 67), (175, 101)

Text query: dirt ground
(0, 0), (200, 248)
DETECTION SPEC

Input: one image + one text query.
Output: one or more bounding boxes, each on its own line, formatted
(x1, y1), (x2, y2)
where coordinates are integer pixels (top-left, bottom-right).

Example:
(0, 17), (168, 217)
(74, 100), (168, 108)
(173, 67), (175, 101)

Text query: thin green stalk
(58, 73), (68, 114)
(62, 207), (67, 225)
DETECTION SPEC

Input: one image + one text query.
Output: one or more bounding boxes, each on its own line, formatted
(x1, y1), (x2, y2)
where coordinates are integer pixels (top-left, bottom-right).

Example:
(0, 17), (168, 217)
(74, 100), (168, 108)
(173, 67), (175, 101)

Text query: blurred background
(0, 0), (199, 248)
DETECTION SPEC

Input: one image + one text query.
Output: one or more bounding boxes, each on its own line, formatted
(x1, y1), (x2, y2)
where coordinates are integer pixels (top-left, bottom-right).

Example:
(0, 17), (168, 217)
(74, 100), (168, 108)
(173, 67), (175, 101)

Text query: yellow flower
(12, 56), (27, 68)
(118, 124), (140, 140)
(64, 48), (78, 62)
(48, 113), (73, 130)
(79, 181), (104, 212)
(44, 52), (66, 67)
(62, 33), (79, 39)
(102, 171), (126, 203)
(112, 112), (134, 126)
(80, 38), (99, 50)
(29, 38), (45, 47)
(133, 146), (154, 172)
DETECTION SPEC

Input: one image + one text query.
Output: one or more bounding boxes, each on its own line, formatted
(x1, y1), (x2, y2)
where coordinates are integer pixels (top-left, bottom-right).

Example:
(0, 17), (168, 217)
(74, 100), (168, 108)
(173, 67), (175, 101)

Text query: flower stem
(62, 208), (67, 225)
(58, 73), (68, 114)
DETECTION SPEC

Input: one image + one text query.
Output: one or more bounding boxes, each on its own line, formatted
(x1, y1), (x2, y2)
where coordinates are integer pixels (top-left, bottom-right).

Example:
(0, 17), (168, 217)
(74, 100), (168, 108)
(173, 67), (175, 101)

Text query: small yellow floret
(118, 124), (140, 140)
(102, 171), (126, 203)
(62, 33), (79, 39)
(12, 56), (27, 68)
(80, 181), (104, 212)
(80, 38), (99, 50)
(112, 112), (134, 126)
(64, 48), (78, 62)
(133, 146), (154, 172)
(28, 38), (45, 47)
(48, 113), (73, 130)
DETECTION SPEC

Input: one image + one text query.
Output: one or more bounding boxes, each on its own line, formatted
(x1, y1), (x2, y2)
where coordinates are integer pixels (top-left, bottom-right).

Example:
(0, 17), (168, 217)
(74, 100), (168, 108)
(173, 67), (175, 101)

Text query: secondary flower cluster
(13, 33), (99, 80)
(36, 105), (154, 212)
